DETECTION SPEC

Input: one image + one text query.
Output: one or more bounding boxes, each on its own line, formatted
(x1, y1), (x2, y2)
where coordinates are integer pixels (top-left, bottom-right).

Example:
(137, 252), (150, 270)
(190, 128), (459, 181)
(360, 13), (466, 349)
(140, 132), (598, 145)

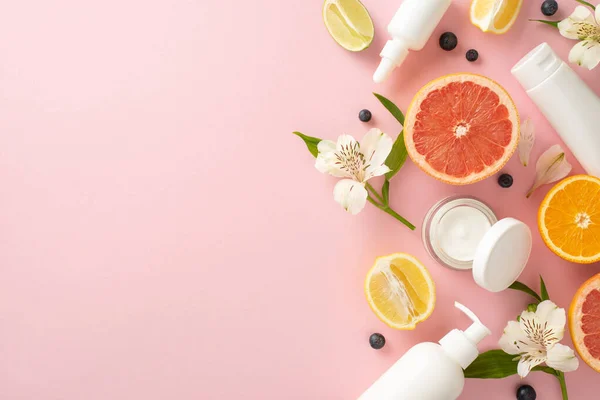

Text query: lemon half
(323, 0), (374, 52)
(365, 253), (436, 330)
(470, 0), (523, 34)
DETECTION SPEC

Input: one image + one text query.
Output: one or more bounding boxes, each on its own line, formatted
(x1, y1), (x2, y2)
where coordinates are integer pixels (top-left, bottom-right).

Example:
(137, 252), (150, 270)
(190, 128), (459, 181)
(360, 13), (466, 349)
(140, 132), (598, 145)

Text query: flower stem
(557, 372), (568, 400)
(367, 195), (383, 208)
(383, 206), (416, 231)
(367, 196), (416, 230)
(365, 183), (385, 204)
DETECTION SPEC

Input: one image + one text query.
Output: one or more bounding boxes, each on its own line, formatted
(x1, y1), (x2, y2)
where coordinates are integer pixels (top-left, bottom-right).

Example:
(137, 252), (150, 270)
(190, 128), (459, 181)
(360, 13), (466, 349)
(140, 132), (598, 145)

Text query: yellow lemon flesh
(470, 0), (523, 34)
(323, 0), (374, 52)
(365, 253), (436, 330)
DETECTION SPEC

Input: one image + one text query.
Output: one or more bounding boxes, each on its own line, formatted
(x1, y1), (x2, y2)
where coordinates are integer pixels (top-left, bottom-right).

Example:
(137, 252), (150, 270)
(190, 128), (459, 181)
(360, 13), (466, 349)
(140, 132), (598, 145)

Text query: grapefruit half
(404, 73), (519, 185)
(570, 273), (600, 372)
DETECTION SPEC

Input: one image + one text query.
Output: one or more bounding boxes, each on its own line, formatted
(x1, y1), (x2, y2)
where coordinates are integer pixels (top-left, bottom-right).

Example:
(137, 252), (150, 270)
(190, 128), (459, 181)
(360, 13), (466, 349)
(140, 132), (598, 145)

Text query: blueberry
(516, 384), (537, 400)
(439, 32), (458, 51)
(369, 333), (386, 350)
(498, 173), (514, 188)
(541, 0), (558, 16)
(466, 49), (479, 62)
(359, 109), (372, 122)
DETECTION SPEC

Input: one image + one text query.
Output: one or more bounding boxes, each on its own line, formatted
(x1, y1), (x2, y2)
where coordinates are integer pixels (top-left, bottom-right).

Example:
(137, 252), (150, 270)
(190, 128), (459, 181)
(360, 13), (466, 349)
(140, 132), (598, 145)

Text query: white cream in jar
(422, 196), (498, 270)
(423, 196), (533, 292)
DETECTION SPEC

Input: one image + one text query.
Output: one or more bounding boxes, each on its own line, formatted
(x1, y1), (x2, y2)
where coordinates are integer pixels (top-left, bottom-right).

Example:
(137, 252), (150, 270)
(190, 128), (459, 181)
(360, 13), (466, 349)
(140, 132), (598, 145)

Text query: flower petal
(569, 40), (600, 70)
(534, 300), (566, 345)
(336, 134), (358, 152)
(596, 4), (600, 24)
(517, 353), (547, 378)
(559, 6), (597, 39)
(365, 164), (391, 180)
(361, 128), (394, 170)
(546, 343), (580, 373)
(518, 119), (535, 167)
(499, 321), (538, 355)
(569, 41), (589, 65)
(317, 139), (336, 154)
(558, 18), (580, 40)
(535, 301), (566, 331)
(333, 179), (368, 215)
(315, 140), (351, 178)
(516, 313), (547, 352)
(573, 5), (595, 22)
(526, 144), (572, 198)
(581, 41), (600, 70)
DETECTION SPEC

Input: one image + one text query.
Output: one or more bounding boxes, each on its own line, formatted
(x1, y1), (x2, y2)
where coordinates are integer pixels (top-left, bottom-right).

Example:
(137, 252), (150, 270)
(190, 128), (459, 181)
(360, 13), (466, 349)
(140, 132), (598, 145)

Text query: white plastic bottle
(374, 0), (452, 83)
(358, 302), (490, 400)
(512, 42), (600, 178)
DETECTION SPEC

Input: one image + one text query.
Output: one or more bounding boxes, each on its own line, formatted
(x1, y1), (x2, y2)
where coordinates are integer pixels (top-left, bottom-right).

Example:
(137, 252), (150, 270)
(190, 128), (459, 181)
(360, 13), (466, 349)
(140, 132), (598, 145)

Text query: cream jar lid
(472, 218), (532, 292)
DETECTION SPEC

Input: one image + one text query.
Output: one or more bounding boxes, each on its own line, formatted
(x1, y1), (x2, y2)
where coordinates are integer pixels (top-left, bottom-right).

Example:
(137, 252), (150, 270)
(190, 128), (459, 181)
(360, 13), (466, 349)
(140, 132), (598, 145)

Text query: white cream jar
(422, 195), (533, 292)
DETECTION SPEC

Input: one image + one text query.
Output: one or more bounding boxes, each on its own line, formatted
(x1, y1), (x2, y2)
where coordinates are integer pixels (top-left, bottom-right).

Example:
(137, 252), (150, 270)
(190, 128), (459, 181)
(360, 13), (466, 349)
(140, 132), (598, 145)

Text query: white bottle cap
(439, 302), (491, 369)
(512, 42), (562, 91)
(373, 39), (409, 83)
(472, 218), (532, 292)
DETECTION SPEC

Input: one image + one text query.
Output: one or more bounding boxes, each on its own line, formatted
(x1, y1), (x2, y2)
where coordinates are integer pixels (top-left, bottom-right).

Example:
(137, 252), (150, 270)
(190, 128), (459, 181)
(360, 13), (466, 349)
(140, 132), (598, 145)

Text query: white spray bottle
(374, 0), (453, 83)
(358, 302), (491, 400)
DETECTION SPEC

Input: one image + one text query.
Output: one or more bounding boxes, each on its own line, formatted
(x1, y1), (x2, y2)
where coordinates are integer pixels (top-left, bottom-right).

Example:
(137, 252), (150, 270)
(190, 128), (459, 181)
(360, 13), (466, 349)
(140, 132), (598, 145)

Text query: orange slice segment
(538, 175), (600, 264)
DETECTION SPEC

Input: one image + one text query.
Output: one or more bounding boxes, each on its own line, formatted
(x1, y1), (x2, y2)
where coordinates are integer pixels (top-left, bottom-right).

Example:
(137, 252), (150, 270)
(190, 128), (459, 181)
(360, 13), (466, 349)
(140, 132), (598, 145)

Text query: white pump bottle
(358, 302), (491, 400)
(374, 0), (452, 83)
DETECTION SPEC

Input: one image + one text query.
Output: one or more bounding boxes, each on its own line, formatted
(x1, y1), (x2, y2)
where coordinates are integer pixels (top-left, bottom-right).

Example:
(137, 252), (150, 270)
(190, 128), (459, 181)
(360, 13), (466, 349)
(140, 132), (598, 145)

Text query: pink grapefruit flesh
(571, 273), (600, 372)
(404, 73), (519, 185)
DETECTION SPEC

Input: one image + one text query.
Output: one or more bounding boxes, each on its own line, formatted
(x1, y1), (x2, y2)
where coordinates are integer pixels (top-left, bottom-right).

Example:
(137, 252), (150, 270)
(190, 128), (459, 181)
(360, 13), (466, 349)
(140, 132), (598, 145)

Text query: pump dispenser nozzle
(438, 302), (491, 369)
(455, 302), (492, 344)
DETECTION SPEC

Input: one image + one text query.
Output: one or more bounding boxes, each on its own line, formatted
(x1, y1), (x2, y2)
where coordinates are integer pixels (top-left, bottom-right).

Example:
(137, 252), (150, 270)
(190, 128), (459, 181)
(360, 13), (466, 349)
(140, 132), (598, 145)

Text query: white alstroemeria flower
(499, 300), (579, 378)
(558, 5), (600, 69)
(315, 129), (393, 215)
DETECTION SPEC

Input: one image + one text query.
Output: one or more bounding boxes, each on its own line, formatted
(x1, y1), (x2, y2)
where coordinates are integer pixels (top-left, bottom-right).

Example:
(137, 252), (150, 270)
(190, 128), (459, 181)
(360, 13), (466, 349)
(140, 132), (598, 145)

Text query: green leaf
(540, 275), (550, 301)
(372, 93), (409, 180)
(530, 19), (559, 28)
(575, 0), (596, 9)
(293, 132), (322, 158)
(532, 365), (560, 376)
(374, 93), (405, 125)
(382, 180), (390, 205)
(508, 281), (542, 302)
(384, 131), (408, 180)
(464, 350), (519, 379)
(465, 350), (563, 380)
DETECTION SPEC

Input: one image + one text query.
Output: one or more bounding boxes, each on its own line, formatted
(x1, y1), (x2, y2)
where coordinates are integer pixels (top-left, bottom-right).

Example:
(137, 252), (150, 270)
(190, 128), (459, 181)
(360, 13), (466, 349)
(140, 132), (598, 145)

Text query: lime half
(323, 0), (374, 52)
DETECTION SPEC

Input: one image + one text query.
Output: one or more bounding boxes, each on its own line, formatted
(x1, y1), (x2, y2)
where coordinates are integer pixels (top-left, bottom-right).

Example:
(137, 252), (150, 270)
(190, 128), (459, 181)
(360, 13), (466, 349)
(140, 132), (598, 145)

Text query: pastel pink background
(0, 0), (599, 399)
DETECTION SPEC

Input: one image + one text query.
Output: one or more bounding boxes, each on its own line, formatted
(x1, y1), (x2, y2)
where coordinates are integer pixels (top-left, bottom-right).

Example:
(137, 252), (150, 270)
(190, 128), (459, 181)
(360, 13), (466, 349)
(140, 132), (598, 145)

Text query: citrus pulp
(538, 175), (600, 264)
(404, 73), (519, 185)
(570, 273), (600, 372)
(365, 253), (435, 330)
(322, 0), (374, 52)
(470, 0), (523, 34)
